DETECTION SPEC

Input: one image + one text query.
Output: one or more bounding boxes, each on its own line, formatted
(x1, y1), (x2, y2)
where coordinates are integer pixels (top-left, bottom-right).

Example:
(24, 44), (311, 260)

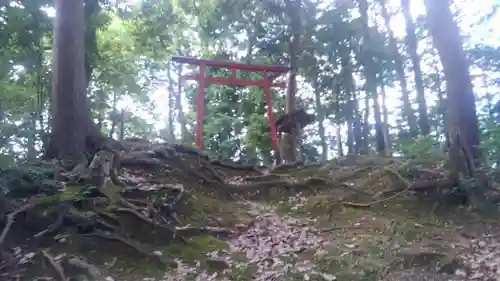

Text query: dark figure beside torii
(172, 56), (315, 164)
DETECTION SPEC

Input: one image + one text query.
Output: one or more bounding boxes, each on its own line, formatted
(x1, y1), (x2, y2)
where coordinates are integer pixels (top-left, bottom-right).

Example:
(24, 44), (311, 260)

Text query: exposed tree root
(175, 225), (236, 238)
(34, 212), (65, 238)
(341, 168), (416, 208)
(64, 256), (102, 280)
(41, 250), (66, 281)
(0, 139), (491, 279)
(0, 198), (47, 246)
(82, 231), (164, 265)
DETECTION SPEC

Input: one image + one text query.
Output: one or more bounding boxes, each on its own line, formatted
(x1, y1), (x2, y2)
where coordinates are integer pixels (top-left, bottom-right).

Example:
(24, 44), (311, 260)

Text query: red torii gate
(171, 56), (288, 160)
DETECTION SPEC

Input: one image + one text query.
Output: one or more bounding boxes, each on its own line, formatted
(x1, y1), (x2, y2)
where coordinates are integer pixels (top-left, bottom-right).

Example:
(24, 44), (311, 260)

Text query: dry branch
(0, 199), (46, 246)
(41, 250), (66, 281)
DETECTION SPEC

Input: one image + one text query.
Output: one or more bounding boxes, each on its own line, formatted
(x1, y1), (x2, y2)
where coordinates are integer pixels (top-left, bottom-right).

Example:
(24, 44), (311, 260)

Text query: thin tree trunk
(380, 85), (392, 156)
(166, 62), (175, 142)
(109, 91), (118, 138)
(362, 91), (370, 153)
(314, 71), (327, 161)
(334, 81), (343, 157)
(341, 52), (362, 154)
(402, 0), (430, 136)
(336, 124), (343, 157)
(27, 112), (38, 160)
(372, 91), (385, 154)
(346, 119), (354, 154)
(359, 0), (384, 155)
(174, 62), (188, 142)
(119, 110), (125, 142)
(352, 93), (363, 154)
(434, 67), (449, 147)
(379, 0), (418, 137)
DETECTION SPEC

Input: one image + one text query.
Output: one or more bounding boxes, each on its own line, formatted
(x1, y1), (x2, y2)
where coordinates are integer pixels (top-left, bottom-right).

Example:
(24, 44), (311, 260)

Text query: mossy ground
(260, 189), (491, 281)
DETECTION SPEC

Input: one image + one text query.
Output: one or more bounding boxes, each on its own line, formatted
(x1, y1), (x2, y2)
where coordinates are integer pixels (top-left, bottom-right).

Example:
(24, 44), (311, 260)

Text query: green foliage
(395, 135), (444, 160)
(479, 117), (500, 167)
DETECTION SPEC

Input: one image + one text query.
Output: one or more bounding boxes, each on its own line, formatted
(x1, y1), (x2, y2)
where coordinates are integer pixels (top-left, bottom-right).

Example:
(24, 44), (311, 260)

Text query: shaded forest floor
(1, 139), (500, 281)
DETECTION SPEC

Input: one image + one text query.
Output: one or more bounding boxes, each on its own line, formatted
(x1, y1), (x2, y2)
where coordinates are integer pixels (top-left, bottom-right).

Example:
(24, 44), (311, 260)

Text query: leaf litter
(158, 200), (337, 281)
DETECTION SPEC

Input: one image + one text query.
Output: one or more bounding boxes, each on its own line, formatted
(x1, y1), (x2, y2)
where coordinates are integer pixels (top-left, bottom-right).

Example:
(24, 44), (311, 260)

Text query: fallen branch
(41, 250), (66, 281)
(175, 225), (235, 238)
(34, 212), (65, 238)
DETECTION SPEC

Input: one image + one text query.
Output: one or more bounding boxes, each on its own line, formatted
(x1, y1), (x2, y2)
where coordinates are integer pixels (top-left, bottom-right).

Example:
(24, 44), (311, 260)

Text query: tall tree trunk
(434, 67), (449, 147)
(334, 81), (343, 157)
(346, 119), (354, 154)
(166, 62), (175, 143)
(314, 71), (327, 161)
(340, 52), (362, 154)
(336, 124), (343, 157)
(27, 112), (38, 161)
(372, 91), (385, 154)
(380, 85), (392, 156)
(119, 110), (125, 142)
(379, 0), (418, 137)
(108, 91), (118, 138)
(46, 0), (97, 163)
(401, 0), (430, 136)
(352, 93), (363, 154)
(174, 62), (188, 142)
(424, 0), (480, 165)
(359, 0), (384, 154)
(362, 91), (370, 153)
(283, 0), (301, 163)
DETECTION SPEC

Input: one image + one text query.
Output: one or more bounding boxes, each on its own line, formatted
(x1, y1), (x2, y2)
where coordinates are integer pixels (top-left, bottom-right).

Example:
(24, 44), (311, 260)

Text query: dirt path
(155, 200), (335, 281)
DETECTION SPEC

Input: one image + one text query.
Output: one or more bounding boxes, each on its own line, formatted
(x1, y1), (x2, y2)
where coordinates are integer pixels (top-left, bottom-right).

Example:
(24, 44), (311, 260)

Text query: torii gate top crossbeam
(171, 56), (289, 73)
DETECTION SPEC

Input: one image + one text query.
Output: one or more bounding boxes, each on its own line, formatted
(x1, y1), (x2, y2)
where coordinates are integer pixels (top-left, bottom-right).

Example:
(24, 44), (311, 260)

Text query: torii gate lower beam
(171, 56), (289, 161)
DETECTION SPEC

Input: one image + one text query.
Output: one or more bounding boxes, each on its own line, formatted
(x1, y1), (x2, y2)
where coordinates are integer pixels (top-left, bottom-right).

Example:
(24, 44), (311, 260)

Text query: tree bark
(362, 91), (370, 153)
(84, 0), (100, 87)
(346, 119), (354, 154)
(352, 93), (363, 153)
(314, 71), (327, 161)
(424, 0), (480, 163)
(119, 110), (125, 142)
(380, 85), (392, 156)
(334, 81), (343, 157)
(166, 61), (175, 143)
(434, 67), (449, 148)
(379, 0), (418, 137)
(340, 52), (362, 154)
(46, 0), (99, 163)
(283, 0), (301, 163)
(402, 0), (430, 136)
(108, 91), (118, 138)
(359, 0), (384, 154)
(174, 61), (188, 142)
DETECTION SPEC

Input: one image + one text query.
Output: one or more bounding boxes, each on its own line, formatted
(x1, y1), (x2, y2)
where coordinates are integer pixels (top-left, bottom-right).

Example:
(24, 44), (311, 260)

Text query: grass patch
(227, 263), (258, 281)
(164, 234), (228, 265)
(179, 192), (253, 227)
